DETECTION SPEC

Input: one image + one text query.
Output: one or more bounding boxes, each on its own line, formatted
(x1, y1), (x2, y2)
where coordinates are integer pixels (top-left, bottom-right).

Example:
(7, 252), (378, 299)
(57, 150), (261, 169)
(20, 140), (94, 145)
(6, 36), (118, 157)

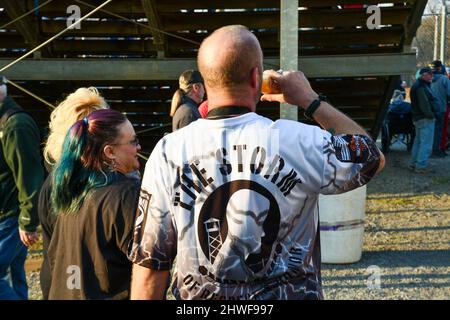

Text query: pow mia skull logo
(197, 180), (280, 281)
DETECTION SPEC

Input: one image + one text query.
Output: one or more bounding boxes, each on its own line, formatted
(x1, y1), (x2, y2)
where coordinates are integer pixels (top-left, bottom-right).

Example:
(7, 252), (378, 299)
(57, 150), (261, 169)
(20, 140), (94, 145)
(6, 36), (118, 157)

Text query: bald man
(129, 25), (384, 300)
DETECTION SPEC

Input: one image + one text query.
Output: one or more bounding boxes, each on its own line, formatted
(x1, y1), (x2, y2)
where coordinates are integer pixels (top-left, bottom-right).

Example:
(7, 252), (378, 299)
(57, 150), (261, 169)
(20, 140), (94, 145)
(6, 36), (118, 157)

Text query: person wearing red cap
(198, 100), (208, 119)
(431, 60), (450, 157)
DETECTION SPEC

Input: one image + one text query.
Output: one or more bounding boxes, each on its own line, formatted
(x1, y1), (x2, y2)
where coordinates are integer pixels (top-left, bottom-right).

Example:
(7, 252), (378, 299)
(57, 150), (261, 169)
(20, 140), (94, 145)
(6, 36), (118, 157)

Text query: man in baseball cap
(409, 66), (437, 172)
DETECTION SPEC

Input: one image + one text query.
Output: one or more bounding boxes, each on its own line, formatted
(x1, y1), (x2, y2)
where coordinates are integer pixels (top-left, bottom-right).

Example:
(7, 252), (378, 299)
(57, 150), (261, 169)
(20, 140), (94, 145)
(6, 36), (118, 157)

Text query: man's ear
(193, 83), (202, 93)
(103, 145), (116, 161)
(250, 67), (261, 90)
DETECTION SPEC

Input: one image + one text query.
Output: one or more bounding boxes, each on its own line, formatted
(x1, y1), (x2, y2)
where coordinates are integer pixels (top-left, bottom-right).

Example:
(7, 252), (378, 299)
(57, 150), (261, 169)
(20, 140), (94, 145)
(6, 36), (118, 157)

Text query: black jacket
(40, 173), (139, 300)
(410, 79), (436, 121)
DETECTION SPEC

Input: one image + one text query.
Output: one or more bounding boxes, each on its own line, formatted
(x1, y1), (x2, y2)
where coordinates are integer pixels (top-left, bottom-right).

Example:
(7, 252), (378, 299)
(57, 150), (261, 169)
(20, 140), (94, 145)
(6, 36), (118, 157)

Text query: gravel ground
(25, 140), (449, 300)
(322, 139), (450, 300)
(27, 271), (42, 300)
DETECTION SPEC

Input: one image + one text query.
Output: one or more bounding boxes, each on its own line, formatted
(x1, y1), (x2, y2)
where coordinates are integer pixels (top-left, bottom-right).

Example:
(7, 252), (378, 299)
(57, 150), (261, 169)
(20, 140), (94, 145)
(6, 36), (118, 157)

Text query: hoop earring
(108, 159), (116, 172)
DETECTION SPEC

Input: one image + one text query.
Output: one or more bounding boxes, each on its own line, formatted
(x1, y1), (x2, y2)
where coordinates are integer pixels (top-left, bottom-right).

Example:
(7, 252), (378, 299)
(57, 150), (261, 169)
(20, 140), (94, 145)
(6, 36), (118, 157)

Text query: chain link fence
(413, 0), (450, 69)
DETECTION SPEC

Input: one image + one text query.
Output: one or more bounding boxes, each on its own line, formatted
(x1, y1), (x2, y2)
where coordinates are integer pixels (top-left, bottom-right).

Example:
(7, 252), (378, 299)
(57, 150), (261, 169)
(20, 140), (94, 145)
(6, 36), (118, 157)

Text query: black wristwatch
(303, 94), (327, 120)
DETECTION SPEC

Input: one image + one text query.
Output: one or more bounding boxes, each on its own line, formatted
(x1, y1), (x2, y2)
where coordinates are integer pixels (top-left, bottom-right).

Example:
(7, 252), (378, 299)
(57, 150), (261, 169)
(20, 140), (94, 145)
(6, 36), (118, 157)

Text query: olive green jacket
(0, 96), (44, 232)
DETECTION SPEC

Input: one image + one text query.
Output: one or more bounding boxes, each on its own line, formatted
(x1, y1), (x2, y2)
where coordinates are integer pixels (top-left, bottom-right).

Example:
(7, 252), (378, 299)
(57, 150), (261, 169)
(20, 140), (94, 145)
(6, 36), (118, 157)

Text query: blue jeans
(0, 216), (28, 300)
(433, 112), (445, 153)
(410, 118), (435, 169)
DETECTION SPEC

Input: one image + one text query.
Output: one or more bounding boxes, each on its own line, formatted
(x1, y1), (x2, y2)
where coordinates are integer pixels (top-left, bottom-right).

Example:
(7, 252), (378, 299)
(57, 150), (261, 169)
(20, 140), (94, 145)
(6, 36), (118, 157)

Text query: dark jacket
(388, 100), (412, 114)
(172, 96), (201, 131)
(410, 79), (436, 122)
(431, 73), (450, 113)
(0, 96), (44, 231)
(44, 173), (139, 300)
(38, 174), (56, 300)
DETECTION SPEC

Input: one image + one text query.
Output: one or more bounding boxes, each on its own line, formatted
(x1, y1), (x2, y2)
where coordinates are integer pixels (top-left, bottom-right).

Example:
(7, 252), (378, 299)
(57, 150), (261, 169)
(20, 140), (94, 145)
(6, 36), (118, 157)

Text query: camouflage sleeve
(128, 142), (177, 270)
(320, 134), (381, 195)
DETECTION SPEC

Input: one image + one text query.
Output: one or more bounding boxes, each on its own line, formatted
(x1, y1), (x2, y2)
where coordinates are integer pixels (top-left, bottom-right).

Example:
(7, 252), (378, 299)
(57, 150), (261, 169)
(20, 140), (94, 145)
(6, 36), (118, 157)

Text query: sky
(425, 0), (447, 14)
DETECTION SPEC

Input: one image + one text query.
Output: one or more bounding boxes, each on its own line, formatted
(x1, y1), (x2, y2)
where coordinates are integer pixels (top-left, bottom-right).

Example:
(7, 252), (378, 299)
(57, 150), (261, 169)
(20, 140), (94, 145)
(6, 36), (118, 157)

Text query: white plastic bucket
(319, 185), (367, 264)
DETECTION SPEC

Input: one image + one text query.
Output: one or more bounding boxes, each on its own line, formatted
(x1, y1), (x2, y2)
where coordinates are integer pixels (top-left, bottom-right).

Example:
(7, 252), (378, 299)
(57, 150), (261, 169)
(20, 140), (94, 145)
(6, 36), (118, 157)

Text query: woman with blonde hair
(38, 87), (108, 299)
(44, 87), (109, 165)
(47, 109), (141, 299)
(170, 69), (205, 131)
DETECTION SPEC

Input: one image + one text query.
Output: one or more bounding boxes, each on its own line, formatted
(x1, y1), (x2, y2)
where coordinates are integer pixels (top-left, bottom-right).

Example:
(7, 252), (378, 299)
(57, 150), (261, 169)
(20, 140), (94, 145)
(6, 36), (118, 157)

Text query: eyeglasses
(111, 137), (140, 147)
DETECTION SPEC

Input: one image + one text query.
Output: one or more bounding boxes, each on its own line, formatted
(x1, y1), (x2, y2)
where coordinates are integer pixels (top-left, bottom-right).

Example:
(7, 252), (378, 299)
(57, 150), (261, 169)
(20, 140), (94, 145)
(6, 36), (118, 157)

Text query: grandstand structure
(0, 0), (427, 157)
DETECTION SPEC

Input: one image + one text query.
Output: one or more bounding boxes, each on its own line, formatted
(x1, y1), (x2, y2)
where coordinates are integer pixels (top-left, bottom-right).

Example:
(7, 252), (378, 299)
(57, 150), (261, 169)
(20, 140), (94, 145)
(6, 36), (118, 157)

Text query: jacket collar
(0, 96), (19, 118)
(183, 96), (199, 107)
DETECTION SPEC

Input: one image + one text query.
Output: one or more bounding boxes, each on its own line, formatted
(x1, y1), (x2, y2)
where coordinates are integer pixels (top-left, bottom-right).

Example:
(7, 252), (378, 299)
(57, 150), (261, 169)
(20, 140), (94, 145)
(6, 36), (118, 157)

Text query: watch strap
(303, 94), (327, 120)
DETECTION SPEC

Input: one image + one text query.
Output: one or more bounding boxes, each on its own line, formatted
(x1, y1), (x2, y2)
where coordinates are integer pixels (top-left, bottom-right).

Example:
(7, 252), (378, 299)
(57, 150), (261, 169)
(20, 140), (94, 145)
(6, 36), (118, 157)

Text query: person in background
(409, 67), (436, 173)
(0, 79), (44, 299)
(47, 109), (140, 299)
(170, 70), (205, 131)
(394, 79), (407, 97)
(38, 87), (108, 299)
(388, 89), (411, 114)
(441, 101), (449, 151)
(415, 68), (422, 80)
(386, 89), (412, 146)
(444, 69), (450, 150)
(198, 100), (209, 119)
(430, 60), (450, 157)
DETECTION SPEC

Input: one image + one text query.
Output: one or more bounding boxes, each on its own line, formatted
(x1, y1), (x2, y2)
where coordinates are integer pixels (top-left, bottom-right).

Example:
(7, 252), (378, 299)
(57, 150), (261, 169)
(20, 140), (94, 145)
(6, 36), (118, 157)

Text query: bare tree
(413, 0), (450, 67)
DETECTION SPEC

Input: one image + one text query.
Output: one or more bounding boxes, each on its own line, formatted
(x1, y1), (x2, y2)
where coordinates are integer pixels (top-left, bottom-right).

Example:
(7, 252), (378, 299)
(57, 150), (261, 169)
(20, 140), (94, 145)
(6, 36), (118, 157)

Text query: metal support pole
(280, 0), (298, 120)
(434, 14), (439, 61)
(440, 4), (447, 63)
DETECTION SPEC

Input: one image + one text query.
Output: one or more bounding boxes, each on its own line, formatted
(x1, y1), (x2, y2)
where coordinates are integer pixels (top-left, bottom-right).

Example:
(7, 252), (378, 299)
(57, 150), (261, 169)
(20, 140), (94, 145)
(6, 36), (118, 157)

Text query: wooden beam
(0, 33), (29, 48)
(169, 28), (404, 49)
(0, 10), (11, 26)
(41, 20), (152, 36)
(297, 46), (402, 56)
(404, 0), (428, 45)
(0, 0), (50, 57)
(156, 0), (280, 11)
(39, 25), (404, 49)
(310, 78), (386, 94)
(25, 0), (145, 16)
(370, 76), (400, 139)
(0, 53), (417, 81)
(23, 0), (410, 14)
(329, 97), (381, 108)
(141, 0), (166, 58)
(159, 8), (411, 31)
(169, 45), (401, 58)
(52, 39), (155, 54)
(40, 7), (411, 35)
(298, 53), (416, 78)
(156, 0), (409, 11)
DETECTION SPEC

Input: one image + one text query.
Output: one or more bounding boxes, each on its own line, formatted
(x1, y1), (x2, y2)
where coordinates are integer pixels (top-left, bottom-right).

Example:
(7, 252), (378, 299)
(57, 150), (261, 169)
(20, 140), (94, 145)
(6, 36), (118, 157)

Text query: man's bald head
(198, 25), (263, 90)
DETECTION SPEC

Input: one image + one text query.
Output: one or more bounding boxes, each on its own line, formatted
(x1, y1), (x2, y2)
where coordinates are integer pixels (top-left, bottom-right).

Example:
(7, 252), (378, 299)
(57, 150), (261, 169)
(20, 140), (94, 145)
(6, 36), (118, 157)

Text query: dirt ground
(322, 139), (450, 300)
(25, 139), (449, 300)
